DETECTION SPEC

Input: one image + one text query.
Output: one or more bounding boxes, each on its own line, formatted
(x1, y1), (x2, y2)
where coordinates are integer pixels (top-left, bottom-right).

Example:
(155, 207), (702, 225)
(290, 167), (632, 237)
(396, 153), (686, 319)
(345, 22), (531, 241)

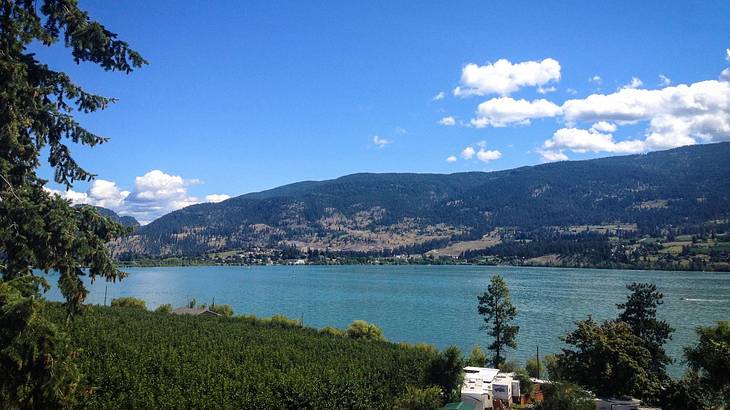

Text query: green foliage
(534, 382), (594, 410)
(659, 371), (712, 410)
(512, 367), (534, 395)
(209, 304), (234, 317)
(477, 274), (519, 366)
(426, 346), (464, 404)
(110, 297), (146, 310)
(684, 321), (730, 407)
(542, 354), (561, 381)
(414, 343), (439, 355)
(319, 326), (346, 337)
(526, 356), (542, 379)
(393, 385), (443, 410)
(0, 277), (79, 407)
(269, 314), (301, 327)
(45, 303), (434, 408)
(346, 320), (385, 341)
(187, 298), (197, 309)
(617, 282), (674, 379)
(154, 304), (172, 314)
(556, 317), (661, 399)
(466, 345), (488, 367)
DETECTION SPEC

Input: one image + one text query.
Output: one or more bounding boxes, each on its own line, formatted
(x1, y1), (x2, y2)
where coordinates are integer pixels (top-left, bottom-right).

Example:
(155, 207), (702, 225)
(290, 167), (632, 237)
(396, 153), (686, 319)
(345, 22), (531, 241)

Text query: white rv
(460, 367), (520, 410)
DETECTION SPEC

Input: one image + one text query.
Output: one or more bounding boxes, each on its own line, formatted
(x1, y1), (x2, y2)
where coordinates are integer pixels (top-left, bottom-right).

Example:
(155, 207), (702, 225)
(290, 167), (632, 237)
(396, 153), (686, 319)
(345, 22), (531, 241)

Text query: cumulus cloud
(589, 75), (602, 84)
(726, 48), (730, 62)
(721, 68), (730, 82)
(476, 149), (502, 162)
(438, 116), (456, 126)
(461, 146), (476, 159)
(453, 58), (561, 97)
(544, 127), (647, 154)
(372, 135), (392, 148)
(621, 76), (644, 89)
(432, 91), (445, 101)
(471, 97), (562, 127)
(446, 155), (457, 163)
(44, 170), (230, 224)
(205, 194), (230, 203)
(591, 121), (617, 133)
(659, 74), (672, 86)
(537, 149), (569, 162)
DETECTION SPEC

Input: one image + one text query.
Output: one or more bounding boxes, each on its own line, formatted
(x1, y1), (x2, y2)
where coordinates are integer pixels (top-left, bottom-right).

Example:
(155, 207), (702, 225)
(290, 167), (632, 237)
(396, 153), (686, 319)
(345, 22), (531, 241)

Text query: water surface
(46, 265), (730, 376)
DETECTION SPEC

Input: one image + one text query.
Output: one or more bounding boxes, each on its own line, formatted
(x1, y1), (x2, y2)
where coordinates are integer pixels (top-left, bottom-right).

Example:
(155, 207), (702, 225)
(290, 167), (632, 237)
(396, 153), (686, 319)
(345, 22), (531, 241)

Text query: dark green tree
(1, 0), (145, 405)
(684, 321), (730, 408)
(617, 282), (673, 378)
(556, 317), (662, 400)
(477, 274), (519, 366)
(534, 382), (594, 410)
(426, 345), (464, 404)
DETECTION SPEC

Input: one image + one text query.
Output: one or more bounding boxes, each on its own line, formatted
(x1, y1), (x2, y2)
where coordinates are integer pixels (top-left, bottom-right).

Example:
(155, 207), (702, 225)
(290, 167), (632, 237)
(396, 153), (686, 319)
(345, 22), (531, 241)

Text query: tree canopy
(477, 274), (519, 366)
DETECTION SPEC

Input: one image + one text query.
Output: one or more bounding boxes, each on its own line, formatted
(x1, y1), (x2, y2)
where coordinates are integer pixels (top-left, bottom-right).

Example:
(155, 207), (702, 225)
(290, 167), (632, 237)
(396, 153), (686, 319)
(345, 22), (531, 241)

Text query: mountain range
(107, 142), (730, 267)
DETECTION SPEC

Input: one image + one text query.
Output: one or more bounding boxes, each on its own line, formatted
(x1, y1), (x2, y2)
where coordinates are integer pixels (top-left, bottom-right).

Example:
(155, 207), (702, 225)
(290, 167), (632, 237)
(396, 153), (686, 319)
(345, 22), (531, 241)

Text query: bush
(154, 304), (172, 314)
(319, 326), (346, 337)
(393, 385), (443, 410)
(346, 320), (385, 341)
(209, 304), (234, 317)
(534, 382), (594, 410)
(110, 297), (146, 310)
(526, 356), (542, 379)
(466, 345), (488, 367)
(426, 346), (464, 403)
(269, 314), (300, 327)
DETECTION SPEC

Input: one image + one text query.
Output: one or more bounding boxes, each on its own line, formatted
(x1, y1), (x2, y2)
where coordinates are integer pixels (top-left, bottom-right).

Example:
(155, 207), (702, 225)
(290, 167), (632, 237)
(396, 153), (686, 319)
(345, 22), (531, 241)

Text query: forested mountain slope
(111, 143), (730, 260)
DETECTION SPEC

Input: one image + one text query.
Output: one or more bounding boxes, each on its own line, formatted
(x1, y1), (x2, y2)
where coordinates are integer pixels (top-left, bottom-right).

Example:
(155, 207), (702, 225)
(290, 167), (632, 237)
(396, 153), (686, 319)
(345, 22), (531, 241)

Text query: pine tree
(477, 274), (519, 366)
(1, 0), (145, 406)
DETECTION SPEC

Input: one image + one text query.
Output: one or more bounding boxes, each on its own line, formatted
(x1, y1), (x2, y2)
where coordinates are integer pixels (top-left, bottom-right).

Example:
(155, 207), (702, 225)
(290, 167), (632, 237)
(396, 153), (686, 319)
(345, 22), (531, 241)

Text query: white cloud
(438, 116), (456, 126)
(471, 97), (562, 127)
(591, 121), (617, 133)
(44, 170), (231, 224)
(453, 58), (561, 97)
(476, 149), (502, 163)
(205, 194), (230, 203)
(621, 76), (644, 89)
(721, 68), (730, 82)
(659, 74), (672, 86)
(538, 149), (569, 162)
(589, 75), (602, 84)
(446, 155), (457, 163)
(537, 85), (557, 95)
(726, 48), (730, 62)
(566, 88), (578, 95)
(432, 91), (445, 101)
(544, 127), (647, 154)
(461, 146), (476, 160)
(372, 135), (392, 148)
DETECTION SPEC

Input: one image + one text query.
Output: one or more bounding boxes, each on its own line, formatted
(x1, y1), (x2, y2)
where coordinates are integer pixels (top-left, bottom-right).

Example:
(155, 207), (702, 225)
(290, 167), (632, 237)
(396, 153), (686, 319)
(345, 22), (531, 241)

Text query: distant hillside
(86, 206), (140, 229)
(111, 143), (730, 264)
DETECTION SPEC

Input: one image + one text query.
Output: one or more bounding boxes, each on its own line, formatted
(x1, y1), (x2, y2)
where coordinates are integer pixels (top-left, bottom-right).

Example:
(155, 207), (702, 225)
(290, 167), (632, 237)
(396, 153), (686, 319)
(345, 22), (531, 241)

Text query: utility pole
(104, 285), (108, 306)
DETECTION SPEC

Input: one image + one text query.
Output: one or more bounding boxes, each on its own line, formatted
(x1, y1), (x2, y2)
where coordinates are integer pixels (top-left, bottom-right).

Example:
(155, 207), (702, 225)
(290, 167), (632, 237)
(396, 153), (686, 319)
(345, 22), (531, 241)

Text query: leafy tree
(684, 321), (730, 407)
(526, 356), (542, 379)
(393, 385), (442, 410)
(477, 274), (519, 366)
(659, 371), (711, 410)
(209, 304), (234, 317)
(0, 276), (79, 407)
(110, 297), (146, 310)
(617, 282), (674, 378)
(534, 382), (594, 410)
(0, 0), (144, 405)
(556, 317), (661, 399)
(465, 345), (488, 367)
(542, 354), (561, 381)
(426, 346), (464, 404)
(155, 303), (172, 314)
(346, 320), (385, 341)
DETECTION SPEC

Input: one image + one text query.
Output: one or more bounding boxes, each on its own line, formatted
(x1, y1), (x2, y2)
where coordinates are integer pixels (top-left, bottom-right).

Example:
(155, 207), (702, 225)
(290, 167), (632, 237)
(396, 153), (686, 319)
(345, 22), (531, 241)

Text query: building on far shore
(172, 307), (221, 317)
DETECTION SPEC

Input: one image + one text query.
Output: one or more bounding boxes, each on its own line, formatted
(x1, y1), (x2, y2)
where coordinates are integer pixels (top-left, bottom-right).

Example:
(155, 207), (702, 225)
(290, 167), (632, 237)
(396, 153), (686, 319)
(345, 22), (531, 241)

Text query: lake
(45, 265), (729, 377)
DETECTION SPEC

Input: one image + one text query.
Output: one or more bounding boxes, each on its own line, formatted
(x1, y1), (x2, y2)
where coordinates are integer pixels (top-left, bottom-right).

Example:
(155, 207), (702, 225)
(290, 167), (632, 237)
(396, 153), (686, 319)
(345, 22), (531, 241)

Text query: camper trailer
(460, 367), (520, 409)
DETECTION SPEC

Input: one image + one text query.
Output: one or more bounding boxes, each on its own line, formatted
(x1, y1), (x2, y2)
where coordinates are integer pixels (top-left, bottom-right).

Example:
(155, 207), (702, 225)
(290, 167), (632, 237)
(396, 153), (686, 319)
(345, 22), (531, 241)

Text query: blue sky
(39, 1), (730, 222)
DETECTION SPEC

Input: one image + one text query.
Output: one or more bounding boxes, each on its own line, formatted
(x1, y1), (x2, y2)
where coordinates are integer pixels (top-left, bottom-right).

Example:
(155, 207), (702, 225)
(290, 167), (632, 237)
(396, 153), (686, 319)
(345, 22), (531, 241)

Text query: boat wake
(681, 298), (728, 302)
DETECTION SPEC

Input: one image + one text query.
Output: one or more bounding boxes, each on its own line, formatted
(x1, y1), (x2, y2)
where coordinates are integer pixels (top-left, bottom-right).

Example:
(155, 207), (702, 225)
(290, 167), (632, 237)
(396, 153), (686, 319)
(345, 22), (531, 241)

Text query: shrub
(110, 297), (146, 310)
(346, 320), (385, 341)
(534, 382), (594, 410)
(269, 314), (300, 327)
(154, 304), (172, 314)
(319, 326), (346, 337)
(466, 345), (488, 367)
(426, 345), (464, 403)
(393, 385), (442, 410)
(209, 304), (234, 317)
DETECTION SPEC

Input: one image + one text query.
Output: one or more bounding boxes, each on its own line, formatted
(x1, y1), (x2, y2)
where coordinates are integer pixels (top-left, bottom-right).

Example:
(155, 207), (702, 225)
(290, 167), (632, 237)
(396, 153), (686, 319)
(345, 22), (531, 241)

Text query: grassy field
(45, 304), (435, 409)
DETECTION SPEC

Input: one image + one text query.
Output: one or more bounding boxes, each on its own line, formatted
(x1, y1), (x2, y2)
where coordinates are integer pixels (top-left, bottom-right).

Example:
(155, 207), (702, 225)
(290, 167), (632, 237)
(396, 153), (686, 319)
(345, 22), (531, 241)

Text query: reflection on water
(44, 265), (730, 377)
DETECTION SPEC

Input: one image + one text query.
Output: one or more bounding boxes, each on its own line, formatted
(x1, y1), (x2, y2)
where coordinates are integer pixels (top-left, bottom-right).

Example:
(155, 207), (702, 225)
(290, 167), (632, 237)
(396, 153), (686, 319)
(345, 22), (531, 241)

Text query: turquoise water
(45, 265), (729, 376)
